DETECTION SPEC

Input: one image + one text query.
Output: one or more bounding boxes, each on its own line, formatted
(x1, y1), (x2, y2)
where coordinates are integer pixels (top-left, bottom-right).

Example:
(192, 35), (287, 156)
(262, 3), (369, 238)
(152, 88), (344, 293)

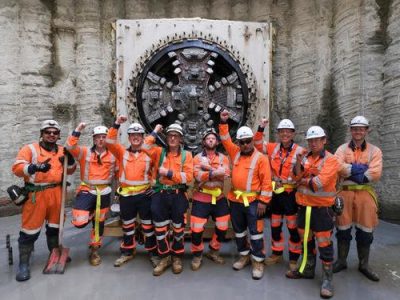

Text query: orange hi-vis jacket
(219, 124), (272, 204)
(106, 127), (154, 195)
(66, 134), (118, 194)
(192, 150), (230, 203)
(254, 131), (305, 186)
(12, 143), (76, 185)
(335, 140), (382, 184)
(295, 150), (339, 207)
(144, 135), (193, 186)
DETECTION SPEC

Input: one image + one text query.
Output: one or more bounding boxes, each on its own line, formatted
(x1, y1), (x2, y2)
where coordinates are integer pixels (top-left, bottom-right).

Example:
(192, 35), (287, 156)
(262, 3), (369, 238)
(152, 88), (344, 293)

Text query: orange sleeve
(12, 145), (33, 178)
(310, 155), (339, 191)
(258, 155), (273, 204)
(171, 151), (194, 184)
(254, 131), (268, 154)
(334, 144), (352, 178)
(105, 127), (127, 162)
(219, 123), (240, 160)
(222, 155), (231, 178)
(365, 146), (382, 182)
(65, 134), (84, 159)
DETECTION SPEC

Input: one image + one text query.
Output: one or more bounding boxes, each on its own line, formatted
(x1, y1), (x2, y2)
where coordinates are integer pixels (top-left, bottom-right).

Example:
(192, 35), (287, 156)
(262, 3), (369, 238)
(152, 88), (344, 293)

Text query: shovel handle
(59, 151), (69, 246)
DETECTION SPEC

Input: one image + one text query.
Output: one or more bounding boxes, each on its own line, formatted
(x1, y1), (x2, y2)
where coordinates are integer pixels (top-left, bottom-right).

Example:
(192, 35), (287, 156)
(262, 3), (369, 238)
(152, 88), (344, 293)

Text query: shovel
(43, 153), (70, 274)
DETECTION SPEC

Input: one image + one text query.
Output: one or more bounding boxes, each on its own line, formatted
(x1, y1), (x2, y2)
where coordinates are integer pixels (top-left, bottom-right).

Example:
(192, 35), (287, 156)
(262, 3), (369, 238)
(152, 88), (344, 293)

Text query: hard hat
(92, 126), (108, 136)
(127, 123), (145, 134)
(305, 126), (326, 139)
(202, 128), (219, 140)
(236, 126), (254, 140)
(277, 119), (295, 130)
(166, 123), (183, 136)
(350, 116), (369, 127)
(40, 120), (61, 131)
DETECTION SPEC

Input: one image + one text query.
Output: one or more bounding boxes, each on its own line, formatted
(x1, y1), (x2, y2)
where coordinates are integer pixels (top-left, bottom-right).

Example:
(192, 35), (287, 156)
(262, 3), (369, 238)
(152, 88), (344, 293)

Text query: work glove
(59, 149), (75, 166)
(27, 158), (51, 174)
(351, 163), (369, 175)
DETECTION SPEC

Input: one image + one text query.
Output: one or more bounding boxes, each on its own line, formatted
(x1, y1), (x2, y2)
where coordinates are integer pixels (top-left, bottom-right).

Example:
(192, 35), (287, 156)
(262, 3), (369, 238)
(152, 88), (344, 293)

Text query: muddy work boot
(205, 249), (225, 264)
(114, 249), (136, 267)
(251, 260), (265, 280)
(320, 263), (334, 298)
(357, 244), (380, 281)
(333, 240), (350, 273)
(153, 256), (171, 276)
(191, 255), (202, 271)
(89, 246), (101, 266)
(172, 256), (183, 274)
(149, 251), (161, 268)
(286, 255), (316, 279)
(16, 243), (34, 282)
(232, 255), (250, 271)
(264, 253), (283, 266)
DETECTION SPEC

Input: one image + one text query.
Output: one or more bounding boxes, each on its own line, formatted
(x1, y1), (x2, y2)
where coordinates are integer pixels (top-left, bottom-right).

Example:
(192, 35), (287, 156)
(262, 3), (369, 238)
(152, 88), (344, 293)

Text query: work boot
(286, 254), (315, 279)
(251, 260), (264, 280)
(357, 243), (380, 281)
(191, 255), (202, 271)
(288, 260), (298, 272)
(232, 255), (250, 271)
(114, 249), (136, 267)
(153, 256), (171, 276)
(320, 263), (334, 298)
(205, 249), (225, 264)
(16, 243), (34, 282)
(264, 253), (283, 266)
(333, 240), (350, 273)
(89, 246), (101, 266)
(149, 251), (160, 268)
(172, 256), (183, 274)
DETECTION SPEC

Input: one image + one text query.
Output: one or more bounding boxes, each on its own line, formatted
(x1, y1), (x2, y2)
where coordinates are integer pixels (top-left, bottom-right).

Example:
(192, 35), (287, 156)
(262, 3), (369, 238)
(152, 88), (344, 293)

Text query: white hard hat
(127, 123), (145, 134)
(277, 119), (295, 130)
(350, 116), (369, 127)
(236, 126), (254, 140)
(92, 126), (108, 136)
(40, 120), (61, 131)
(305, 126), (326, 139)
(202, 128), (219, 140)
(166, 123), (183, 136)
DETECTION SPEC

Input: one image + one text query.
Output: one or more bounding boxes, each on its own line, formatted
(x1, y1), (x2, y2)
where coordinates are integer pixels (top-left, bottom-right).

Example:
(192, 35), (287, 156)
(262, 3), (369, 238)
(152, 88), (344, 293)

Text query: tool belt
(153, 183), (187, 194)
(342, 184), (378, 207)
(200, 187), (222, 205)
(25, 182), (61, 203)
(233, 190), (258, 207)
(117, 184), (150, 196)
(272, 181), (296, 194)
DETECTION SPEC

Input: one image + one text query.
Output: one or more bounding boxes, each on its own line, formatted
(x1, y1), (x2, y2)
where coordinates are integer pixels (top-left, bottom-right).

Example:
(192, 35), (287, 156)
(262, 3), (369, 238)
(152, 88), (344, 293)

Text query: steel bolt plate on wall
(116, 18), (271, 151)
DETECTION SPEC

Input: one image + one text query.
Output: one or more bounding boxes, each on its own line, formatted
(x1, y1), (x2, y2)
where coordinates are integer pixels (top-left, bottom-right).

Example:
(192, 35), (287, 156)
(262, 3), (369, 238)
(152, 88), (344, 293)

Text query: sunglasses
(44, 130), (60, 135)
(238, 138), (253, 145)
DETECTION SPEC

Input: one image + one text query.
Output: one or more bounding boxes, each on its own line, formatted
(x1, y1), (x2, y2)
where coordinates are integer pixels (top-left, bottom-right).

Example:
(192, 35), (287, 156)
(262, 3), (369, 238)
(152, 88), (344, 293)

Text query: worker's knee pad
(336, 228), (352, 242)
(355, 227), (373, 245)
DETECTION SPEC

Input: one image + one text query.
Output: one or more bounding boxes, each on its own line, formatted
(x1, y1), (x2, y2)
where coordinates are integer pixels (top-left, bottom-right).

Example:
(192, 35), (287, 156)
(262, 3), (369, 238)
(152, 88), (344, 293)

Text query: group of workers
(11, 111), (382, 299)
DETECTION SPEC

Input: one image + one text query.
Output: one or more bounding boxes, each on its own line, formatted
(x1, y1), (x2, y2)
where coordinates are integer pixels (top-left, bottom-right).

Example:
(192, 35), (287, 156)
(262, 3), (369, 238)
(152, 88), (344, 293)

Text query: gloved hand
(59, 149), (75, 166)
(27, 158), (51, 174)
(351, 163), (369, 175)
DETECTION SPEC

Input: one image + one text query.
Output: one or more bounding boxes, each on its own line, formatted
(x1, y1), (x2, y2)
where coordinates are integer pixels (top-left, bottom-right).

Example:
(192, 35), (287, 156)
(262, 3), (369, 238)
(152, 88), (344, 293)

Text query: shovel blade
(43, 247), (70, 274)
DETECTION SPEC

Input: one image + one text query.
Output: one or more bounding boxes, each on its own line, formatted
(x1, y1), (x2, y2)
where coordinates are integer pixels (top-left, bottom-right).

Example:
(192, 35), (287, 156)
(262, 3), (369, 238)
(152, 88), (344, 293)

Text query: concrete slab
(0, 211), (399, 300)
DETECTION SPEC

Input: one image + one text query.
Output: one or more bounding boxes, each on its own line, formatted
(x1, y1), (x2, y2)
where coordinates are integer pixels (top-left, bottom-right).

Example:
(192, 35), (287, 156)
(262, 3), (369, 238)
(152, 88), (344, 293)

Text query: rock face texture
(0, 0), (398, 220)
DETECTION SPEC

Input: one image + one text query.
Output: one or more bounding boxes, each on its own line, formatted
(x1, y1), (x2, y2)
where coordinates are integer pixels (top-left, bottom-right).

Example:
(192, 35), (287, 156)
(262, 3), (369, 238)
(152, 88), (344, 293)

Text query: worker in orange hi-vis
(65, 122), (118, 266)
(333, 116), (382, 282)
(286, 126), (339, 299)
(190, 128), (231, 271)
(106, 115), (158, 268)
(219, 110), (272, 280)
(12, 120), (76, 282)
(254, 118), (304, 273)
(144, 123), (193, 276)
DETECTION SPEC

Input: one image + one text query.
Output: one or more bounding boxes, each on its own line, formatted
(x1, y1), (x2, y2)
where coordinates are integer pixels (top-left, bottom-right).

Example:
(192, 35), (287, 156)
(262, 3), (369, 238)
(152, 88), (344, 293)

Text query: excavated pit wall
(0, 0), (398, 220)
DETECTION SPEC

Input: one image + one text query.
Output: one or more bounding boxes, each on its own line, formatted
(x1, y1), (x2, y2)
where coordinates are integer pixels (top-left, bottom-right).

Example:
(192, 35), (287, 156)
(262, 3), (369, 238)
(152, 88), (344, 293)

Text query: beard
(204, 143), (217, 151)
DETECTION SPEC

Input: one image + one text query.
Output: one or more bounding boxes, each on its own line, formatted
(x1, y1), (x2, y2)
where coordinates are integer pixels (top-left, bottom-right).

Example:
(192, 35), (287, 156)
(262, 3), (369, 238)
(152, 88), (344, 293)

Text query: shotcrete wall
(0, 0), (398, 220)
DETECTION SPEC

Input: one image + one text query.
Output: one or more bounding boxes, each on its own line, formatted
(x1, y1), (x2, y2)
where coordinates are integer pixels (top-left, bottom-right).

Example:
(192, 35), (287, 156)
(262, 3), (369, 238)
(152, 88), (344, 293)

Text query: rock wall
(0, 0), (399, 220)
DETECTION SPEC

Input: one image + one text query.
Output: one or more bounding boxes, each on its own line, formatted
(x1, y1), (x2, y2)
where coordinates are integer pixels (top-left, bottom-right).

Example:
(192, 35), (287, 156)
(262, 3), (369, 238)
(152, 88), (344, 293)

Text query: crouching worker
(66, 122), (118, 266)
(286, 126), (339, 299)
(106, 115), (158, 268)
(12, 120), (76, 281)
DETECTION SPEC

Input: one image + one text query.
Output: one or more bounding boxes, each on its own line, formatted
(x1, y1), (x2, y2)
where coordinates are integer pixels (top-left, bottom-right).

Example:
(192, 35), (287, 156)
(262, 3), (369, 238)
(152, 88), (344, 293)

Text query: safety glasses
(44, 130), (60, 135)
(238, 138), (253, 145)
